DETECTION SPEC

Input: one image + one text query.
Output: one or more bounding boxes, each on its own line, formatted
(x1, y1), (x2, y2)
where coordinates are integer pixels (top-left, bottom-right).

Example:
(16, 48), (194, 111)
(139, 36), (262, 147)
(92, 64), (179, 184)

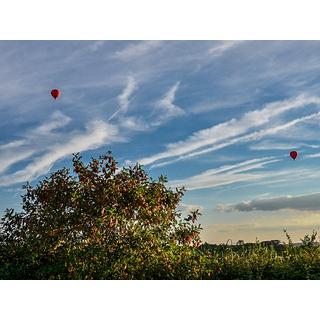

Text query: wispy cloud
(0, 120), (122, 186)
(31, 111), (72, 135)
(169, 157), (280, 190)
(169, 153), (320, 192)
(304, 152), (320, 159)
(217, 192), (320, 212)
(165, 110), (320, 164)
(114, 41), (162, 60)
(0, 108), (128, 186)
(137, 94), (320, 167)
(117, 116), (149, 131)
(0, 140), (25, 150)
(0, 74), (188, 185)
(117, 76), (137, 112)
(208, 40), (243, 56)
(0, 112), (74, 176)
(151, 82), (185, 126)
(0, 150), (35, 175)
(115, 81), (185, 132)
(107, 76), (156, 132)
(250, 140), (320, 150)
(108, 76), (137, 121)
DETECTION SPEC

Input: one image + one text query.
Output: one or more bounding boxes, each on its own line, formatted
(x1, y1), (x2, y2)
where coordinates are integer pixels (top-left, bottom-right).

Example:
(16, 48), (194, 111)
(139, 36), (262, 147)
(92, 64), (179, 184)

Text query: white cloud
(0, 112), (73, 176)
(0, 150), (35, 175)
(151, 111), (320, 169)
(108, 76), (137, 121)
(0, 106), (129, 186)
(169, 110), (320, 161)
(117, 81), (185, 131)
(118, 116), (149, 131)
(31, 111), (72, 135)
(168, 157), (280, 191)
(0, 120), (121, 186)
(208, 40), (242, 56)
(0, 140), (25, 150)
(250, 140), (320, 150)
(117, 76), (136, 111)
(137, 94), (320, 167)
(151, 82), (185, 126)
(304, 152), (320, 159)
(114, 41), (162, 60)
(168, 152), (320, 192)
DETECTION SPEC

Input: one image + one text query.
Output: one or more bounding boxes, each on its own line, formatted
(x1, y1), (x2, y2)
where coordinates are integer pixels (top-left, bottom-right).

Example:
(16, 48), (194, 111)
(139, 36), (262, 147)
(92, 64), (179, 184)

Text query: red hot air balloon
(290, 150), (298, 160)
(51, 89), (60, 100)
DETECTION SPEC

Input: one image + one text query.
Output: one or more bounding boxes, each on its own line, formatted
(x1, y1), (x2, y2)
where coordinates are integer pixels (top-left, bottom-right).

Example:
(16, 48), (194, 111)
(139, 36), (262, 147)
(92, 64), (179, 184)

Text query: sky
(1, 40), (320, 243)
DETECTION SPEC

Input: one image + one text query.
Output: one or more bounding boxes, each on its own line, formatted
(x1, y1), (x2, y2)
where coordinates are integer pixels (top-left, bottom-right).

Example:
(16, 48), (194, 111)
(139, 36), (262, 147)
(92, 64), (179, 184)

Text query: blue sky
(1, 40), (320, 243)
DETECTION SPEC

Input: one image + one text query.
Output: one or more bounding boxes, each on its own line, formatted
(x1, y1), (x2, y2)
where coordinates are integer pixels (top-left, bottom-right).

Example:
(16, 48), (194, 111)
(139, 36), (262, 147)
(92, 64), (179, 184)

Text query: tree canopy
(0, 152), (212, 279)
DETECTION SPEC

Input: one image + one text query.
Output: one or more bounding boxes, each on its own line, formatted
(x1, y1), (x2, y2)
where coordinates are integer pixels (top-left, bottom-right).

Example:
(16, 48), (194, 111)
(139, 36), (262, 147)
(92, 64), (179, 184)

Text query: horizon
(1, 41), (320, 244)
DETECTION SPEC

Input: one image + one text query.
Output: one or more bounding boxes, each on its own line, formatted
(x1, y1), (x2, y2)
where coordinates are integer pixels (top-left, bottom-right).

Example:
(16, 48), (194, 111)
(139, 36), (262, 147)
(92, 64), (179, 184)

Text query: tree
(0, 152), (212, 279)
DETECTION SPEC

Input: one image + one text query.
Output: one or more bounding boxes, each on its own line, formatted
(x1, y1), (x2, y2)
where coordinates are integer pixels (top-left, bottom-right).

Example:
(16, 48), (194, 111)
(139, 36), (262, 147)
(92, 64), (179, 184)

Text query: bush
(0, 152), (212, 279)
(201, 230), (320, 280)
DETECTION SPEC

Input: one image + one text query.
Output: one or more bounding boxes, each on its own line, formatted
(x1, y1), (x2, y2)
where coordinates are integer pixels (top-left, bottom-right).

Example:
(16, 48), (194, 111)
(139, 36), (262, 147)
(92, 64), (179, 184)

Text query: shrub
(0, 152), (212, 279)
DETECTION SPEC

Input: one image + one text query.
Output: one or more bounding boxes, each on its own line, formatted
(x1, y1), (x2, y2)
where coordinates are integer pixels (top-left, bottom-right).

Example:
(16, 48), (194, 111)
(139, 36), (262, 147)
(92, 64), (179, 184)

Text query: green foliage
(201, 230), (320, 280)
(0, 152), (210, 279)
